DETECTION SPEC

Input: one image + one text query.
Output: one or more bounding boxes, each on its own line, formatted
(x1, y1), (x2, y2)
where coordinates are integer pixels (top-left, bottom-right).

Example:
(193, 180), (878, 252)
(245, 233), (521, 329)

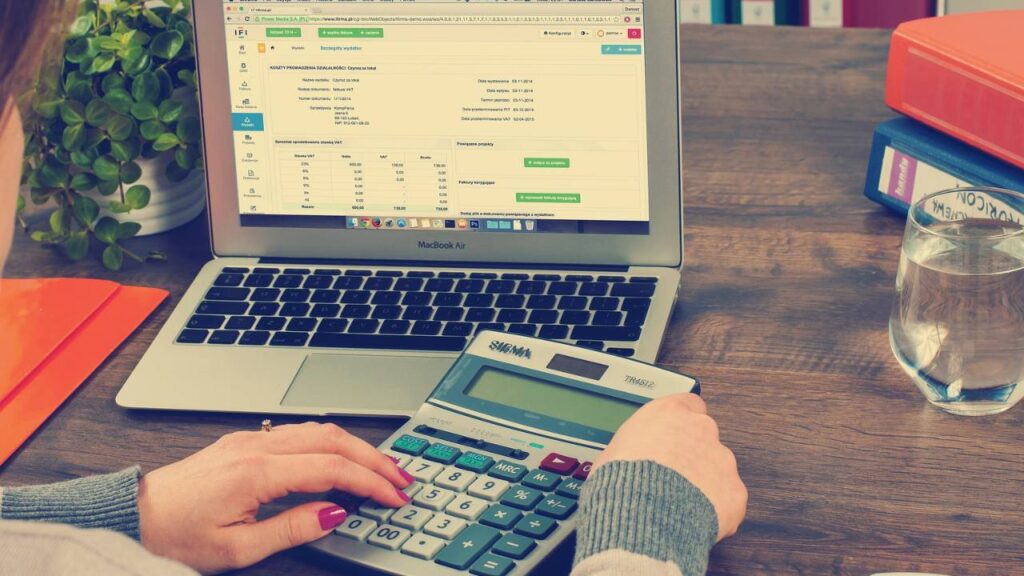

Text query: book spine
(712, 0), (727, 23)
(736, 0), (777, 25)
(803, 0), (844, 27)
(886, 27), (1024, 171)
(845, 0), (934, 28)
(680, 0), (719, 24)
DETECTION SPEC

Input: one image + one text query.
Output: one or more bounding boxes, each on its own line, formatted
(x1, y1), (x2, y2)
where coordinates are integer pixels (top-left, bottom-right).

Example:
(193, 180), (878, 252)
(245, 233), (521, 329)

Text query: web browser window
(223, 0), (650, 234)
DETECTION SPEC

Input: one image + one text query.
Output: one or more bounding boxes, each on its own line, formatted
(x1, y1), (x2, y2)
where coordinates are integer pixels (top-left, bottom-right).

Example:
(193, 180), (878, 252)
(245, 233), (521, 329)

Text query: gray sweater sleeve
(0, 467), (143, 540)
(572, 460), (719, 576)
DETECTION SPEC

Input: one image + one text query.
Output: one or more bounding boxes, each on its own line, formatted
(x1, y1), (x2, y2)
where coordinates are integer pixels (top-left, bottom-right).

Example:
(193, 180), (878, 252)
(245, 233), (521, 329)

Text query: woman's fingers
(261, 453), (410, 508)
(221, 501), (347, 570)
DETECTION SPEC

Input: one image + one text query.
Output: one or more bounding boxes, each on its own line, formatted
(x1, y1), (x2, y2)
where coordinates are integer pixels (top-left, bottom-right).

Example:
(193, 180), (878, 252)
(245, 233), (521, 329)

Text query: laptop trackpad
(280, 354), (454, 417)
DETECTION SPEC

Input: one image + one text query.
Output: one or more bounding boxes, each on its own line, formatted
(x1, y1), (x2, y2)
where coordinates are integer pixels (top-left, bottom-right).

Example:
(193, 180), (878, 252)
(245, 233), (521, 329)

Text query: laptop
(117, 0), (683, 418)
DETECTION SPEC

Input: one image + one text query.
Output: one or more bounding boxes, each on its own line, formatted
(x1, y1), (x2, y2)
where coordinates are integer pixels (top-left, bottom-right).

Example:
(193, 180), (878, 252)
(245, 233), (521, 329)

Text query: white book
(808, 0), (844, 27)
(679, 0), (714, 24)
(741, 0), (776, 26)
(942, 0), (1024, 15)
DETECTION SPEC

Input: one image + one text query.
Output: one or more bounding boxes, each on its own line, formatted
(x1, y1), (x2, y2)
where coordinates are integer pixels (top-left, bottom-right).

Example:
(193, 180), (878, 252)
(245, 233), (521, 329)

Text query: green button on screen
(516, 193), (581, 204)
(266, 27), (301, 38)
(318, 28), (385, 38)
(524, 158), (570, 168)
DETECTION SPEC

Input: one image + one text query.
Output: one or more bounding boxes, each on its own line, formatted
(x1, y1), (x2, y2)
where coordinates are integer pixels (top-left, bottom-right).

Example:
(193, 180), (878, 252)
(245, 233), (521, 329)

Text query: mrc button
(540, 453), (579, 476)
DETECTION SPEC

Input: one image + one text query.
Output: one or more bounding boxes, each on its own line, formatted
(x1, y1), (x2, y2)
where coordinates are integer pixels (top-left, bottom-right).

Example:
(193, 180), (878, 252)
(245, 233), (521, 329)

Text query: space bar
(309, 333), (468, 352)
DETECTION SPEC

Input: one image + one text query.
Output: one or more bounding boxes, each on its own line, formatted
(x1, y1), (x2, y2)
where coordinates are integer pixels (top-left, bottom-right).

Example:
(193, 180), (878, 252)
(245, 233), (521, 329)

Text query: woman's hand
(593, 393), (748, 542)
(138, 422), (414, 574)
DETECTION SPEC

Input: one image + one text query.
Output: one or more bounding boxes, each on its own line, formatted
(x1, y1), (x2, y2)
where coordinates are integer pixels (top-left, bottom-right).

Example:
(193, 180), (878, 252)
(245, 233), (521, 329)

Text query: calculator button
(513, 514), (558, 539)
(406, 459), (445, 483)
(334, 515), (377, 541)
(391, 504), (434, 531)
(488, 461), (528, 483)
(414, 486), (457, 511)
(435, 467), (477, 492)
(535, 495), (577, 520)
(468, 477), (511, 501)
(423, 514), (468, 540)
(367, 524), (412, 551)
(500, 485), (543, 510)
(401, 533), (447, 561)
(402, 482), (423, 500)
(435, 524), (501, 570)
(445, 495), (489, 521)
(424, 443), (462, 465)
(479, 504), (523, 531)
(540, 453), (579, 476)
(470, 553), (515, 576)
(491, 533), (536, 560)
(392, 435), (430, 456)
(522, 469), (560, 491)
(456, 452), (495, 474)
(359, 500), (397, 523)
(573, 462), (593, 480)
(555, 478), (584, 499)
(384, 451), (412, 469)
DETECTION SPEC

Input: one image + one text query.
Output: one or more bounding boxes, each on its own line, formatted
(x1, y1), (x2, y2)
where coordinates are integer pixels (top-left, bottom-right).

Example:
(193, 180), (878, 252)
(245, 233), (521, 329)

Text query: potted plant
(18, 0), (204, 271)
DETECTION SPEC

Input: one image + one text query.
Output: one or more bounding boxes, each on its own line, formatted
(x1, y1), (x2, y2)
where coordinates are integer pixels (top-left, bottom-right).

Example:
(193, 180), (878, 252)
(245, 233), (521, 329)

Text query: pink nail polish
(387, 455), (400, 464)
(396, 488), (411, 503)
(318, 506), (348, 531)
(398, 468), (415, 485)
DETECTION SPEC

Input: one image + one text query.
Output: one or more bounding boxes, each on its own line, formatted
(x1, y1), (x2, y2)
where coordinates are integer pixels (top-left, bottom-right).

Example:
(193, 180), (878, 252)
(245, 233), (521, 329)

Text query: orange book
(0, 279), (167, 465)
(886, 11), (1024, 171)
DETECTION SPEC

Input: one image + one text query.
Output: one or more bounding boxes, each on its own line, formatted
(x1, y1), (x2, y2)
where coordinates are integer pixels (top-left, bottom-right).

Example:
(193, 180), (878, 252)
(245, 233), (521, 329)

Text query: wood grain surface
(3, 25), (1023, 576)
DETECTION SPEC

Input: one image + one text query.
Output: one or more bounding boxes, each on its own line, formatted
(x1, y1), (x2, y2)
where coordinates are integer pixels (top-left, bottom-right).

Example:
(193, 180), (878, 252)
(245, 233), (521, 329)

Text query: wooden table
(3, 25), (1022, 576)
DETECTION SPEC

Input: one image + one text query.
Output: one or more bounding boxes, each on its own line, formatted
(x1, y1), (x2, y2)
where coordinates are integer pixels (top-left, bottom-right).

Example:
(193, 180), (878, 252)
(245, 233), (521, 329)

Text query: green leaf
(101, 72), (126, 94)
(121, 161), (143, 184)
(110, 140), (139, 163)
(142, 8), (166, 29)
(140, 119), (165, 141)
(95, 217), (120, 244)
(97, 179), (120, 196)
(150, 30), (185, 60)
(106, 114), (136, 141)
(32, 98), (63, 119)
(117, 222), (142, 240)
(122, 45), (151, 77)
(176, 69), (195, 88)
(31, 231), (61, 244)
(73, 195), (100, 225)
(109, 201), (131, 214)
(70, 173), (99, 192)
(84, 128), (105, 150)
(93, 155), (121, 181)
(157, 100), (184, 123)
(64, 231), (90, 261)
(176, 116), (201, 145)
(103, 88), (134, 114)
(38, 159), (69, 188)
(15, 193), (25, 217)
(68, 15), (94, 38)
(153, 132), (180, 152)
(60, 101), (86, 125)
(102, 244), (124, 271)
(62, 123), (87, 150)
(67, 77), (94, 103)
(175, 147), (191, 170)
(85, 99), (114, 127)
(91, 52), (116, 74)
(71, 150), (96, 169)
(131, 72), (160, 103)
(126, 184), (151, 210)
(65, 37), (94, 64)
(49, 208), (68, 235)
(96, 36), (122, 52)
(130, 101), (158, 121)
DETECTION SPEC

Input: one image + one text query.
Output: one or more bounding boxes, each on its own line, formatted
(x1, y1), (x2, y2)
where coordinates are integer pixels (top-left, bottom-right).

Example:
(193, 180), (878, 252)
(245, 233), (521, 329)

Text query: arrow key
(540, 453), (579, 475)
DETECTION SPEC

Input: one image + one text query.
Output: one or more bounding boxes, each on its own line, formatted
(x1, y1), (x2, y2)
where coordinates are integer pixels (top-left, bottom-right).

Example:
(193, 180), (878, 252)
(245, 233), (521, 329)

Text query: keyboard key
(540, 453), (580, 475)
(435, 525), (500, 570)
(579, 282), (609, 296)
(625, 308), (649, 327)
(516, 281), (546, 295)
(367, 524), (412, 551)
(489, 461), (528, 483)
(423, 514), (467, 540)
(334, 276), (364, 290)
(317, 319), (349, 333)
(456, 452), (495, 474)
(364, 277), (394, 291)
(433, 293), (464, 307)
(470, 554), (515, 576)
(376, 271), (404, 278)
(593, 311), (624, 325)
(466, 308), (496, 322)
(405, 458), (445, 482)
(470, 272), (498, 279)
(529, 311), (560, 326)
(425, 279), (455, 292)
(547, 282), (577, 296)
(314, 268), (342, 276)
(443, 322), (474, 337)
(244, 274), (274, 288)
(500, 486), (543, 510)
(412, 321), (443, 336)
(221, 267), (249, 273)
(270, 332), (309, 347)
(556, 478), (584, 499)
(468, 477), (510, 501)
(565, 275), (594, 282)
(177, 329), (208, 344)
(526, 295), (557, 310)
(391, 505), (434, 531)
(284, 268), (311, 275)
(372, 305), (402, 320)
(571, 325), (641, 342)
(439, 271), (466, 279)
(507, 324), (537, 337)
(279, 303), (311, 317)
(359, 500), (397, 523)
(309, 333), (468, 352)
(225, 316), (256, 330)
(342, 290), (371, 304)
(612, 283), (656, 297)
(479, 504), (522, 531)
(495, 295), (525, 309)
(436, 467), (476, 492)
(273, 275), (303, 289)
(434, 307), (465, 322)
(486, 280), (515, 294)
(446, 494), (488, 520)
(424, 444), (462, 465)
(188, 315), (225, 330)
(257, 317), (286, 331)
(403, 306), (433, 320)
(253, 267), (280, 274)
(465, 294), (494, 307)
(196, 301), (249, 315)
(590, 297), (620, 311)
(558, 297), (587, 311)
(577, 340), (604, 351)
(573, 462), (593, 480)
(303, 275), (334, 289)
(491, 533), (535, 560)
(536, 495), (577, 520)
(381, 320), (411, 334)
(475, 323), (506, 335)
(310, 304), (341, 318)
(608, 347), (636, 358)
(598, 275), (626, 283)
(287, 318), (317, 332)
(392, 435), (430, 456)
(250, 288), (281, 302)
(340, 305), (371, 319)
(407, 271), (435, 278)
(208, 330), (240, 345)
(335, 515), (377, 541)
(206, 287), (249, 301)
(310, 289), (340, 303)
(414, 486), (457, 511)
(513, 515), (557, 539)
(239, 331), (270, 346)
(401, 533), (447, 560)
(522, 469), (560, 491)
(345, 270), (373, 277)
(455, 279), (485, 293)
(534, 274), (562, 281)
(372, 291), (403, 306)
(538, 325), (569, 340)
(349, 319), (380, 334)
(497, 309), (527, 323)
(250, 302), (279, 316)
(214, 273), (244, 287)
(621, 298), (650, 312)
(403, 291), (432, 306)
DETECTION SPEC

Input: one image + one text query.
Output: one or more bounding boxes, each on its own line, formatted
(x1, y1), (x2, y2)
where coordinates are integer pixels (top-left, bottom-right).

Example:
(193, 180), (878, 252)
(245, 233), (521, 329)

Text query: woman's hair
(0, 0), (69, 127)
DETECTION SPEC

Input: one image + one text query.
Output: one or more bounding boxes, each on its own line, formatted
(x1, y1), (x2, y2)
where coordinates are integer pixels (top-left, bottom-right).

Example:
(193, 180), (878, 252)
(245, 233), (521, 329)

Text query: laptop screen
(222, 0), (649, 236)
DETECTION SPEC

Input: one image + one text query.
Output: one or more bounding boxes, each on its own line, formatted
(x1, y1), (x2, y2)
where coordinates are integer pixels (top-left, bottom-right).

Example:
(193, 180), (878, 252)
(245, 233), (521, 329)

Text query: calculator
(308, 331), (700, 576)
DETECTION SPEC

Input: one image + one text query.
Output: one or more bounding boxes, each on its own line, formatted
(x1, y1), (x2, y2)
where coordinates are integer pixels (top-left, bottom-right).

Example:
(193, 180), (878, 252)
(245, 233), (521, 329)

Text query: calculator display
(465, 367), (641, 434)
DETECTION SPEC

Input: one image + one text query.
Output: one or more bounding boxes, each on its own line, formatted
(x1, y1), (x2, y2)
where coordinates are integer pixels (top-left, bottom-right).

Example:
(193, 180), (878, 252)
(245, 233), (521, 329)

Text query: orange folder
(0, 279), (167, 466)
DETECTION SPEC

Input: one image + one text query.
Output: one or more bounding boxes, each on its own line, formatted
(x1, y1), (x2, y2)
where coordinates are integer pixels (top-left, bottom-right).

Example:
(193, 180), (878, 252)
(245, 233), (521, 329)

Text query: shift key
(434, 524), (500, 570)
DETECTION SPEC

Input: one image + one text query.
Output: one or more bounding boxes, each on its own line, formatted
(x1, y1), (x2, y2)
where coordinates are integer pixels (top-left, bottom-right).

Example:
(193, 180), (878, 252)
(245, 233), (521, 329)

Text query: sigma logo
(418, 241), (466, 250)
(489, 341), (532, 359)
(624, 375), (655, 389)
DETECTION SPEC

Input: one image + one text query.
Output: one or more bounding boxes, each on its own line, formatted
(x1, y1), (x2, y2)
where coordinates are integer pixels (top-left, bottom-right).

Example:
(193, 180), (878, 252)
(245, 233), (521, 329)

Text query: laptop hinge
(257, 257), (631, 273)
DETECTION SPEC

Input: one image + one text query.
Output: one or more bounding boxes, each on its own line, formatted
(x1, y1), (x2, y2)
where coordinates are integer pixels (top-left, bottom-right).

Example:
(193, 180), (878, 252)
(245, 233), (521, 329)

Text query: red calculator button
(540, 453), (579, 475)
(573, 462), (593, 480)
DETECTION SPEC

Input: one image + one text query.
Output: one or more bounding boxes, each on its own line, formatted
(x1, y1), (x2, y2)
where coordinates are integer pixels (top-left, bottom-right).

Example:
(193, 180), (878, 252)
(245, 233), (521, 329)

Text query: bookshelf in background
(677, 0), (1024, 27)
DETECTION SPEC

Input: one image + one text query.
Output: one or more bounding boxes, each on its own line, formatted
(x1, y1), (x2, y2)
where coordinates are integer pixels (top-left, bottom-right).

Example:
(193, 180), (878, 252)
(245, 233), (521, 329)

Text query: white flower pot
(83, 154), (206, 237)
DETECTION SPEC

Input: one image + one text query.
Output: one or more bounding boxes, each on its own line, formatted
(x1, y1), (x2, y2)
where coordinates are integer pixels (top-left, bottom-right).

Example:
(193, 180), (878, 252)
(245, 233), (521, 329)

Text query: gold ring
(261, 419), (273, 432)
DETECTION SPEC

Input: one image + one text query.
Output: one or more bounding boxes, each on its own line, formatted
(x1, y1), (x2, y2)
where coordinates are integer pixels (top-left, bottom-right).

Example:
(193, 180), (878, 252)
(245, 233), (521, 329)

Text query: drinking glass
(889, 187), (1024, 416)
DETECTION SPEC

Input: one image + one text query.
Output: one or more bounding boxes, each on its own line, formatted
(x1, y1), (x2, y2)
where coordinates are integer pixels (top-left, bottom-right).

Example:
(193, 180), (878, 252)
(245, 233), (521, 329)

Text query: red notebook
(886, 10), (1024, 171)
(0, 279), (167, 466)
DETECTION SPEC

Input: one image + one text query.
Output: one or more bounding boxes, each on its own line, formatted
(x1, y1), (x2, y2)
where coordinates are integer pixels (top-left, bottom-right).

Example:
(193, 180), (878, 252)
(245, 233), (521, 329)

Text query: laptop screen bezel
(191, 0), (682, 268)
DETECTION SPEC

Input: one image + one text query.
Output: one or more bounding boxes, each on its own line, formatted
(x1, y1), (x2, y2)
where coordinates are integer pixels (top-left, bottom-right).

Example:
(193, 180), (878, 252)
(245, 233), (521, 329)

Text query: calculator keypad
(337, 433), (587, 574)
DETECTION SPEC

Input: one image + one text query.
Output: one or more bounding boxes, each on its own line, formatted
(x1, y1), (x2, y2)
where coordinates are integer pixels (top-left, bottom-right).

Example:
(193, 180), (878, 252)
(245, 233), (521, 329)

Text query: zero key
(540, 453), (579, 476)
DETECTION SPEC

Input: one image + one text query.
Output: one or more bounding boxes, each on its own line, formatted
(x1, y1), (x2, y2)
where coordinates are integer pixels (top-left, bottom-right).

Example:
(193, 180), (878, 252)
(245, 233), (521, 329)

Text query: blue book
(864, 117), (1024, 216)
(679, 0), (728, 24)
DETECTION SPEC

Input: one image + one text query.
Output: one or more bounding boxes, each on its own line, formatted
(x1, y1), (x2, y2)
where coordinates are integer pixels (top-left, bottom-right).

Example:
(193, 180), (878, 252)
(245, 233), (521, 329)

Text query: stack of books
(863, 10), (1024, 216)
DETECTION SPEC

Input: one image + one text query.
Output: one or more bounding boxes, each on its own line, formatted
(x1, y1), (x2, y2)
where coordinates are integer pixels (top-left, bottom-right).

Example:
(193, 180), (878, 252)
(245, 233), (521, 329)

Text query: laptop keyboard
(177, 267), (658, 357)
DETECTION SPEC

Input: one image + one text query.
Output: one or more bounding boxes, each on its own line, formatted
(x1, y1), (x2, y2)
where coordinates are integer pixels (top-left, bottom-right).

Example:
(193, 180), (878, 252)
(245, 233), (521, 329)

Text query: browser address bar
(249, 15), (625, 25)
